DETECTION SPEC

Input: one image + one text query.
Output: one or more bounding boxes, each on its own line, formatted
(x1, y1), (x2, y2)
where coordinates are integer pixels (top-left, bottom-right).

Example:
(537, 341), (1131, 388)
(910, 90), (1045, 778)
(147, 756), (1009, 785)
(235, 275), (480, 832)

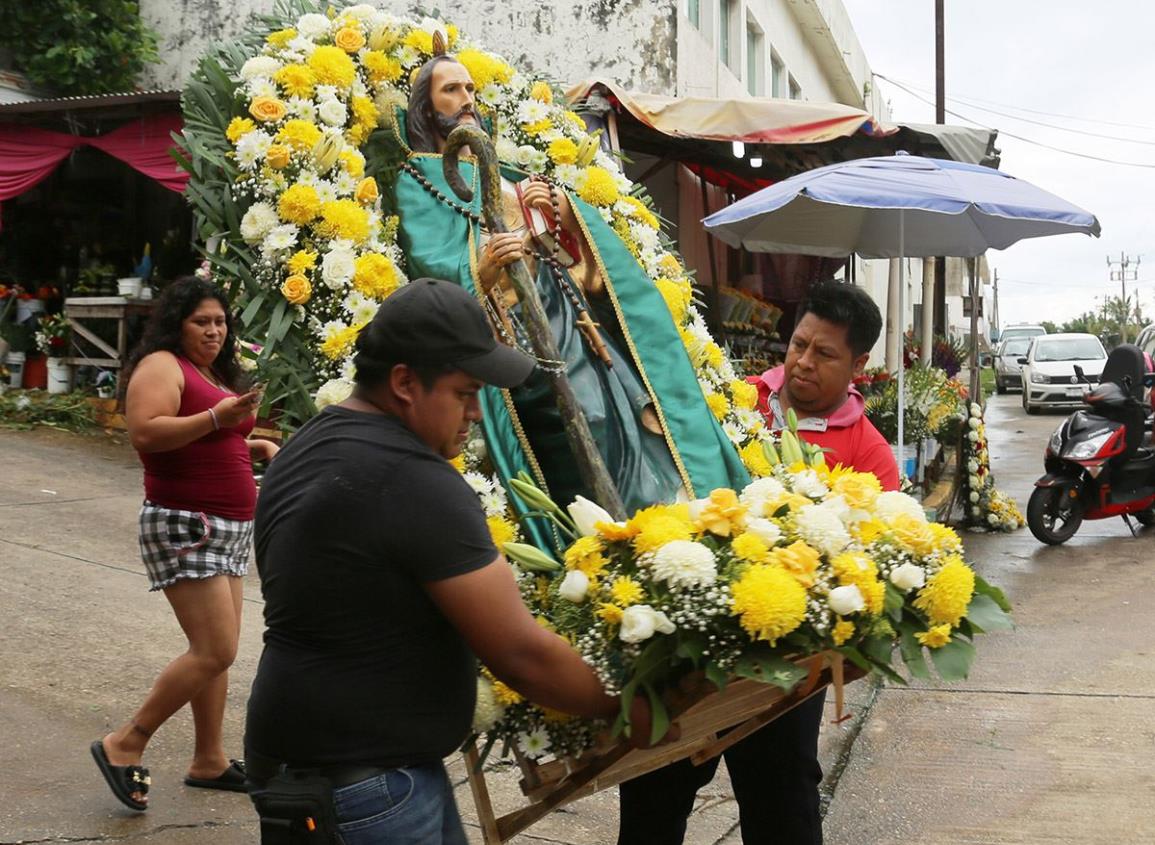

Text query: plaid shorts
(138, 501), (253, 591)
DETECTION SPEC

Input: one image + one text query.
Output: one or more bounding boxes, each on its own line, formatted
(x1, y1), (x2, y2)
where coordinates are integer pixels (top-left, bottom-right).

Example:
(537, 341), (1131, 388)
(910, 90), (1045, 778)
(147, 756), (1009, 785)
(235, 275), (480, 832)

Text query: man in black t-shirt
(246, 279), (626, 844)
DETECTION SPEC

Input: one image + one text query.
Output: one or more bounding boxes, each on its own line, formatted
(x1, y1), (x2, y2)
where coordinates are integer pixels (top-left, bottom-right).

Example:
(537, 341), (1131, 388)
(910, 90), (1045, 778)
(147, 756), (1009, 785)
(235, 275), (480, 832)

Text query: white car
(1019, 333), (1106, 414)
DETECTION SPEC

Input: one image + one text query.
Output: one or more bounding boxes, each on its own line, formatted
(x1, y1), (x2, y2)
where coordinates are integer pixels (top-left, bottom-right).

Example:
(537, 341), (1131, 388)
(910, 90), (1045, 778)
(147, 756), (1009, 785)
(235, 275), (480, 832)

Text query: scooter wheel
(1027, 485), (1084, 545)
(1135, 507), (1155, 526)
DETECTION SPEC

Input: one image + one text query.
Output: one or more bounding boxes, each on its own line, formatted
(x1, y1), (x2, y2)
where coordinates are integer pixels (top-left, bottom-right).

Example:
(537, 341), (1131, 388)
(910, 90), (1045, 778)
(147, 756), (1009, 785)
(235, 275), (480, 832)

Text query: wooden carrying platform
(465, 651), (865, 844)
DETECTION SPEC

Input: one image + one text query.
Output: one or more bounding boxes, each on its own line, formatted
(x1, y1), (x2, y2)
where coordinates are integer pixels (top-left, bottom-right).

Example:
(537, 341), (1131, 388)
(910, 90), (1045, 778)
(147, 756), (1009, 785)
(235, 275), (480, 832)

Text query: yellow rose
(354, 177), (379, 206)
(266, 144), (291, 169)
(280, 274), (312, 305)
(249, 96), (288, 123)
(334, 26), (366, 53)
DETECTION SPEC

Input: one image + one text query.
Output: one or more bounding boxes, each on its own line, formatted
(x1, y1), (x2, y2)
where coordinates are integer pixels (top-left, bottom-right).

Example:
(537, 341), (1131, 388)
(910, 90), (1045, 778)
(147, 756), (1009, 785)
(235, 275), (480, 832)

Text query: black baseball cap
(357, 278), (535, 388)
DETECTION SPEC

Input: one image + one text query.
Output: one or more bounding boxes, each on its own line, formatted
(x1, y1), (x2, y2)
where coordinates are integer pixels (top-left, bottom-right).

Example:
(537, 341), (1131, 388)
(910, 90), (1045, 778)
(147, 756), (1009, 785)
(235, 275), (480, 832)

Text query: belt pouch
(250, 768), (341, 845)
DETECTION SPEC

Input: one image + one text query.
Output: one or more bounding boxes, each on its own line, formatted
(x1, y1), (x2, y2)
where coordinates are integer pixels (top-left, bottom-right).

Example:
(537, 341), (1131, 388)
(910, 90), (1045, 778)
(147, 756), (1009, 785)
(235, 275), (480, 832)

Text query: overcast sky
(842, 0), (1155, 329)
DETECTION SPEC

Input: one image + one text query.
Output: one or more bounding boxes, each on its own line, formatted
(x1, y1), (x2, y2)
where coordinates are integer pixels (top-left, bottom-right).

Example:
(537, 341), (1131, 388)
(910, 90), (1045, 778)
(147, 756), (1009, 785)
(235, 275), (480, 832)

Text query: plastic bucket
(46, 357), (73, 394)
(16, 298), (44, 323)
(23, 353), (47, 389)
(117, 277), (142, 298)
(7, 351), (24, 388)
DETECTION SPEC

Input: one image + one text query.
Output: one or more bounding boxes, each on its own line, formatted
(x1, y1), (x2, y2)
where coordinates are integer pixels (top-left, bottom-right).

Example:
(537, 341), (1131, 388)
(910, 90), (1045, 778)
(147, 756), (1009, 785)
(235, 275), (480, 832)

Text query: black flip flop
(184, 759), (247, 792)
(90, 739), (150, 811)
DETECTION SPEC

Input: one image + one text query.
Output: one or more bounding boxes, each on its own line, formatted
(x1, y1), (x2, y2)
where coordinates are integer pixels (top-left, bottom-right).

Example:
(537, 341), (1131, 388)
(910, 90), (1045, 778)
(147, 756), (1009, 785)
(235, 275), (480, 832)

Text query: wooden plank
(67, 318), (119, 359)
(464, 744), (503, 845)
(62, 357), (119, 368)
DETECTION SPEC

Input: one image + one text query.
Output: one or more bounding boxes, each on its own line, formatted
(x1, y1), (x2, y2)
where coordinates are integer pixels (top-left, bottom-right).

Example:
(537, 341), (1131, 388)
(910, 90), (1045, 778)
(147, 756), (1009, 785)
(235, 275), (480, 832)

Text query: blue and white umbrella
(703, 152), (1101, 467)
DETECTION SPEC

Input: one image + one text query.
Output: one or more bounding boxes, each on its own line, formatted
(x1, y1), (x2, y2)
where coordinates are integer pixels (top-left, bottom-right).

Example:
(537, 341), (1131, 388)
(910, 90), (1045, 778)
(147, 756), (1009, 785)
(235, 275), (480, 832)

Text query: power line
(874, 73), (1155, 146)
(877, 76), (1155, 169)
(878, 74), (1155, 132)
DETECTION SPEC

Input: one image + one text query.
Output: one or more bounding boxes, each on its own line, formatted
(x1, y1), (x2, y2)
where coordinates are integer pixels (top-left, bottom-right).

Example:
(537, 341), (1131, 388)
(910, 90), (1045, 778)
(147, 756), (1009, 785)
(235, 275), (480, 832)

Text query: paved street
(2, 394), (1152, 843)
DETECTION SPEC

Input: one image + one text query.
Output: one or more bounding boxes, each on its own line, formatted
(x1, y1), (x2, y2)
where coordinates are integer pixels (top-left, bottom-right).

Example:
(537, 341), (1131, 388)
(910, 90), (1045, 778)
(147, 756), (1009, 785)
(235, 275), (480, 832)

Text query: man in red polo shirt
(618, 280), (897, 845)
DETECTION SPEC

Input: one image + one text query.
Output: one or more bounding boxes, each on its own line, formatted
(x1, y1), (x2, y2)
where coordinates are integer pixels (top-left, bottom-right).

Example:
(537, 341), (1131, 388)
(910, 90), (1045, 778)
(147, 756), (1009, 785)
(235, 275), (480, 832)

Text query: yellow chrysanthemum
(697, 488), (748, 537)
(318, 199), (370, 244)
(266, 28), (296, 48)
(339, 149), (365, 177)
(658, 254), (685, 277)
(703, 341), (724, 369)
(320, 324), (363, 360)
(491, 678), (524, 706)
(705, 392), (730, 421)
(731, 564), (808, 645)
(226, 117), (256, 143)
(547, 137), (578, 165)
(286, 249), (318, 274)
(529, 80), (553, 103)
(731, 531), (770, 563)
(352, 253), (399, 299)
(351, 95), (377, 129)
(576, 166), (619, 207)
(767, 540), (822, 588)
(854, 518), (887, 546)
(561, 110), (586, 131)
(487, 516), (517, 548)
(629, 504), (693, 554)
(449, 453), (466, 472)
(609, 577), (644, 607)
(456, 48), (514, 90)
(278, 183), (321, 225)
(913, 556), (975, 627)
(361, 50), (402, 84)
(618, 195), (659, 229)
(307, 45), (356, 88)
(730, 379), (759, 411)
(277, 119), (323, 152)
(890, 513), (938, 557)
(564, 536), (608, 578)
(830, 467), (882, 510)
(832, 618), (856, 646)
(401, 28), (434, 54)
(596, 520), (638, 542)
(522, 118), (553, 136)
(766, 491), (815, 515)
(273, 63), (316, 98)
(832, 552), (884, 615)
(597, 603), (625, 625)
(928, 522), (963, 554)
(915, 623), (953, 649)
(739, 440), (773, 477)
(656, 277), (691, 325)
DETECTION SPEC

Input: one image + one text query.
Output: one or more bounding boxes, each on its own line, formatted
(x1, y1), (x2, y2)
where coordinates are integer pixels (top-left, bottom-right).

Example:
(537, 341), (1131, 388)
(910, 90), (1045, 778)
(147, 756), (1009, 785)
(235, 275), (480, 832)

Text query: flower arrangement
(960, 401), (1024, 532)
(179, 1), (771, 464)
(471, 420), (1013, 760)
(864, 363), (966, 447)
(35, 314), (71, 357)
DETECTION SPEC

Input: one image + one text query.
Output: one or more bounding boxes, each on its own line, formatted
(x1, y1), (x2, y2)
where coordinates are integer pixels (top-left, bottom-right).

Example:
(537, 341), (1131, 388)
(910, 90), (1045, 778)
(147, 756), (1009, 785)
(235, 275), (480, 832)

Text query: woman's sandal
(90, 740), (150, 811)
(184, 759), (247, 792)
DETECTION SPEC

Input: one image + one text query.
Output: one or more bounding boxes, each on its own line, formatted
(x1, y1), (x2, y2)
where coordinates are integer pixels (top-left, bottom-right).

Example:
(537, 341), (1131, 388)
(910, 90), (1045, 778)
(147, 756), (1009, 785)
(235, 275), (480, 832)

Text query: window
(719, 0), (737, 70)
(788, 74), (801, 100)
(770, 51), (784, 97)
(687, 0), (700, 29)
(745, 17), (764, 96)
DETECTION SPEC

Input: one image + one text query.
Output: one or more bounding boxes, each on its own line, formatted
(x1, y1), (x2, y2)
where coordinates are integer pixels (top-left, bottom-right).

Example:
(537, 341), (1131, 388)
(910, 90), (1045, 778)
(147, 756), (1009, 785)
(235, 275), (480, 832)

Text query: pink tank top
(139, 355), (257, 520)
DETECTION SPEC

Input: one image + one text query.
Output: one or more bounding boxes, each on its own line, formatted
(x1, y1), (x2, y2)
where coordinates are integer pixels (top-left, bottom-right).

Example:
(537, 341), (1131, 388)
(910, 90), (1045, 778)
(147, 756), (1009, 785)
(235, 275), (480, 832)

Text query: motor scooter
(1027, 343), (1155, 545)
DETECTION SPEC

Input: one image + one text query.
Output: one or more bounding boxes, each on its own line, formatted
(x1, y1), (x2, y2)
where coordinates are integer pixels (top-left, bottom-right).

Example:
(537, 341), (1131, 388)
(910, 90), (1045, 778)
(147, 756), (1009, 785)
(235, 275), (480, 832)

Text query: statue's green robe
(384, 118), (748, 548)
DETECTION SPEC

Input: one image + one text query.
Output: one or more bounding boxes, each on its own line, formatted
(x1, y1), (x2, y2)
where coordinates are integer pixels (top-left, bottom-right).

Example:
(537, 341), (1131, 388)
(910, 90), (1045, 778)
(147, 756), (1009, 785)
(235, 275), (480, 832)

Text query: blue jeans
(332, 762), (467, 845)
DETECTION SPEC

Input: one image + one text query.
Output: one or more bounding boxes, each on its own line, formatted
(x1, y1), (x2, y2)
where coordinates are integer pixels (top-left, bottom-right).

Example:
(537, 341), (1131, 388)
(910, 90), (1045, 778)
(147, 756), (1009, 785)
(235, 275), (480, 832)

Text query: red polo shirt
(749, 367), (899, 492)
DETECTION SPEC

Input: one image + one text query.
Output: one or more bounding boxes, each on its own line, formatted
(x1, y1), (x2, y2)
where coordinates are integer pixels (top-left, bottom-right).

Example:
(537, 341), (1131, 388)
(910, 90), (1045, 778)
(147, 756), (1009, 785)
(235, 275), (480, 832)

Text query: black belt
(247, 758), (397, 789)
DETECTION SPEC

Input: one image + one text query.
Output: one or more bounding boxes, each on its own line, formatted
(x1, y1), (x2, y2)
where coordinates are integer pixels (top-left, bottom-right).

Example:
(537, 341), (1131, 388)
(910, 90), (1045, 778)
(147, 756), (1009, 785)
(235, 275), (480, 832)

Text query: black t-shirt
(245, 406), (497, 768)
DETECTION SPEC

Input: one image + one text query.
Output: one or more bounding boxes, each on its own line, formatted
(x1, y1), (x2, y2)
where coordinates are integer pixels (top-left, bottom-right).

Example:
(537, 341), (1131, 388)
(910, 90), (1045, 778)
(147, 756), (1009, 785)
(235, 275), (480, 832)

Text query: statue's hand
(521, 179), (578, 234)
(478, 232), (525, 293)
(641, 404), (663, 435)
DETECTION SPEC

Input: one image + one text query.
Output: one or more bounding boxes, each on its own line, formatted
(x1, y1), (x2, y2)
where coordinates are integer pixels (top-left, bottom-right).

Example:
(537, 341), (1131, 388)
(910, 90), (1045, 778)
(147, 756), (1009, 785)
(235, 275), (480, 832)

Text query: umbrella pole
(897, 211), (905, 480)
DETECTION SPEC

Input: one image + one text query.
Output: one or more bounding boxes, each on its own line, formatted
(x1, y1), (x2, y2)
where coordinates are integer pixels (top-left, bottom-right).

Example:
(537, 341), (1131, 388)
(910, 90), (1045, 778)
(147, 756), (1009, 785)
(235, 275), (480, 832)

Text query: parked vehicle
(1019, 333), (1107, 414)
(999, 324), (1047, 344)
(1027, 344), (1155, 544)
(993, 337), (1032, 394)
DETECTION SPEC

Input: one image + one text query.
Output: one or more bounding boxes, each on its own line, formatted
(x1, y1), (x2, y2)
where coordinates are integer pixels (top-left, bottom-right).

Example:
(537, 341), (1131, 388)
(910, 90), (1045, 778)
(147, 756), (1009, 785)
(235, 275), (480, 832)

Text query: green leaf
(965, 593), (1015, 633)
(733, 653), (808, 692)
(884, 582), (905, 622)
(861, 634), (895, 666)
(643, 683), (670, 746)
(704, 661), (729, 691)
(974, 575), (1013, 613)
(898, 626), (932, 680)
(674, 638), (705, 663)
(928, 636), (976, 681)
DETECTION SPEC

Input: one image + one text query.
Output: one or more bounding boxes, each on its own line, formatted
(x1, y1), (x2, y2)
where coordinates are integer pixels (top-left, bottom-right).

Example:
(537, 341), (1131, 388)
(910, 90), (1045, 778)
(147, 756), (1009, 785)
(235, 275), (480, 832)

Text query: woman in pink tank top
(90, 277), (279, 811)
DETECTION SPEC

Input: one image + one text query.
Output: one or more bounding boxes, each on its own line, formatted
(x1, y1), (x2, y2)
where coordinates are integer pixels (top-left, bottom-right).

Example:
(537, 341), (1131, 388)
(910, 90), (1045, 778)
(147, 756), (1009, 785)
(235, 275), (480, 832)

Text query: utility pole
(932, 0), (947, 337)
(1107, 252), (1141, 343)
(991, 269), (1000, 340)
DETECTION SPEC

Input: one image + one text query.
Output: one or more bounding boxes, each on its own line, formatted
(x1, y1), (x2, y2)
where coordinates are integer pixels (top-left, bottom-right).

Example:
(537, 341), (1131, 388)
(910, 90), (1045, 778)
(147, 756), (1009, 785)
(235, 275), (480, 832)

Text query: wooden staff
(442, 126), (627, 520)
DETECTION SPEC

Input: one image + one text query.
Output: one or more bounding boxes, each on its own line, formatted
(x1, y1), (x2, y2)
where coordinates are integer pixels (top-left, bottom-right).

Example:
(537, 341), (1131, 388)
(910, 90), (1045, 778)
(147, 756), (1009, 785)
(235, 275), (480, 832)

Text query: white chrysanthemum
(296, 13), (331, 39)
(462, 471), (495, 496)
(794, 502), (851, 557)
(240, 202), (278, 243)
(397, 45), (420, 67)
(517, 727), (552, 760)
(525, 149), (548, 173)
(247, 77), (278, 100)
(343, 290), (379, 324)
(494, 136), (518, 163)
(598, 207), (614, 224)
(315, 84), (339, 102)
(630, 221), (661, 251)
(314, 180), (339, 204)
(741, 476), (786, 507)
(344, 4), (377, 20)
(516, 99), (550, 124)
(875, 491), (927, 523)
(319, 319), (349, 342)
(514, 145), (537, 167)
(240, 56), (280, 81)
(745, 517), (782, 547)
(334, 170), (358, 196)
(286, 96), (317, 122)
(286, 35), (317, 58)
(235, 130), (274, 169)
(736, 407), (763, 432)
(651, 540), (717, 589)
(539, 127), (563, 143)
(321, 243), (356, 289)
(722, 421), (744, 444)
(480, 490), (508, 516)
(477, 86), (502, 107)
(261, 223), (299, 257)
(318, 98), (348, 126)
(315, 377), (354, 408)
(553, 164), (580, 186)
(791, 469), (829, 500)
(339, 357), (356, 381)
(351, 77), (369, 100)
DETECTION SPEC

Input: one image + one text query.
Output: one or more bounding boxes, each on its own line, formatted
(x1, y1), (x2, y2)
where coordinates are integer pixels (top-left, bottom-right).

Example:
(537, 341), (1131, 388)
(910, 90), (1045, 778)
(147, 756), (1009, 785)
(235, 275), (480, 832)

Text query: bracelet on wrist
(207, 407), (221, 431)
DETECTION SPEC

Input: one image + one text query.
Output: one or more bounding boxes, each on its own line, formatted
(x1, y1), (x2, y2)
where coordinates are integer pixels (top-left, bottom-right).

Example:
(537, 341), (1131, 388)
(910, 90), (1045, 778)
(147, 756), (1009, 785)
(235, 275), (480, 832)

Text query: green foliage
(0, 1), (159, 95)
(0, 390), (98, 432)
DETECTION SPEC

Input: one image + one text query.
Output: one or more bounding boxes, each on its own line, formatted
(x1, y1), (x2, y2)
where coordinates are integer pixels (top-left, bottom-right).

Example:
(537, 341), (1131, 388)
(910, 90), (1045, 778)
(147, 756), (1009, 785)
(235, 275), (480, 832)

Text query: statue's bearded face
(429, 60), (478, 140)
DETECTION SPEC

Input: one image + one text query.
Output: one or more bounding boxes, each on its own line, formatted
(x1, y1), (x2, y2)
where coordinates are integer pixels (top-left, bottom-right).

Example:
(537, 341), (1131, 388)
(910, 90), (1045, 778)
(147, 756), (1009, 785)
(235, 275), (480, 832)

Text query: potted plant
(36, 314), (73, 394)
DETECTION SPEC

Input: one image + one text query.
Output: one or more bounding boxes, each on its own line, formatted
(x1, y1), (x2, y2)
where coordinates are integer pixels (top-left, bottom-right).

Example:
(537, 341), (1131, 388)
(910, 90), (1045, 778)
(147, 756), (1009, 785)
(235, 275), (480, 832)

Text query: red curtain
(0, 113), (188, 227)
